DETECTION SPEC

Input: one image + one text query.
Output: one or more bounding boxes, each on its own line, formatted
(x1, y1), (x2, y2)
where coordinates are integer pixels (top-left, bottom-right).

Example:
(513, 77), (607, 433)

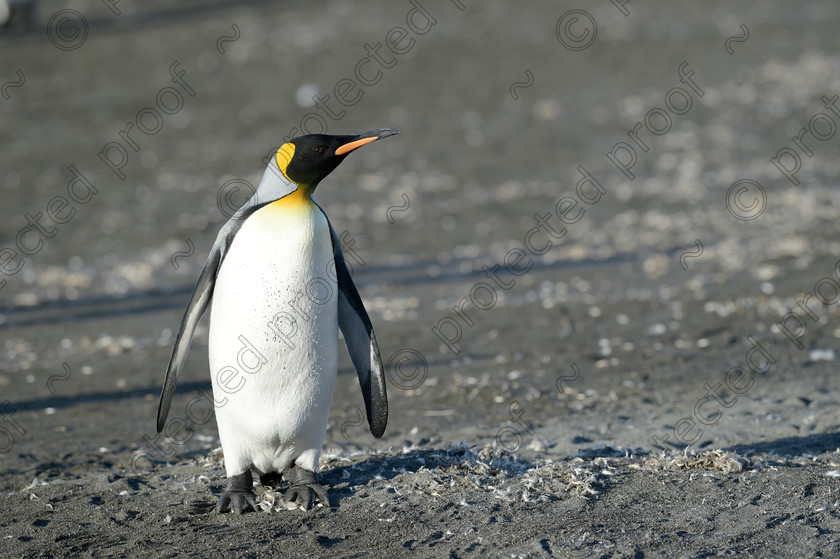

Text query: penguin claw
(215, 470), (258, 514)
(284, 465), (330, 510)
(284, 483), (330, 510)
(216, 490), (257, 514)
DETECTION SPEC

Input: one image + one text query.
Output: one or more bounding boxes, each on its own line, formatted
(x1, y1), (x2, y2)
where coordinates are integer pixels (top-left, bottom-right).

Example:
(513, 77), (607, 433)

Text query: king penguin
(156, 128), (399, 513)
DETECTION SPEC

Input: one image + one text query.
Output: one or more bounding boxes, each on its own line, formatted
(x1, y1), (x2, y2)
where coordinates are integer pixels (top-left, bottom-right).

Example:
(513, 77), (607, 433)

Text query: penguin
(156, 128), (399, 513)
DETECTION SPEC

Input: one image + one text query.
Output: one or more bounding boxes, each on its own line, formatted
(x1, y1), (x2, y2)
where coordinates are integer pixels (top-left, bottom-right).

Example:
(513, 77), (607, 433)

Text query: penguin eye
(312, 146), (326, 154)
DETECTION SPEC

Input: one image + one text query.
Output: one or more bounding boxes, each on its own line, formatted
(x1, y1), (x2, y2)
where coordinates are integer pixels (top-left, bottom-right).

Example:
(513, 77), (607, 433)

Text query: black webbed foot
(284, 464), (330, 510)
(216, 470), (258, 514)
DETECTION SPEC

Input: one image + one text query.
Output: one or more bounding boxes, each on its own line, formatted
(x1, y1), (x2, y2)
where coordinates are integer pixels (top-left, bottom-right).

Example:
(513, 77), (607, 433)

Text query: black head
(276, 128), (400, 189)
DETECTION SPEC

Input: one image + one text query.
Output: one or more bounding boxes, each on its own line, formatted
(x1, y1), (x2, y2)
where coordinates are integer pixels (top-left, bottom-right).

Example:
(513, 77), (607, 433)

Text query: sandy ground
(3, 0), (840, 556)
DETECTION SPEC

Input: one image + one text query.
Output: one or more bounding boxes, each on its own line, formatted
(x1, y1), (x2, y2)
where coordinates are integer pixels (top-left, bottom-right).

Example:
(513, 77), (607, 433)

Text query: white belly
(208, 195), (338, 477)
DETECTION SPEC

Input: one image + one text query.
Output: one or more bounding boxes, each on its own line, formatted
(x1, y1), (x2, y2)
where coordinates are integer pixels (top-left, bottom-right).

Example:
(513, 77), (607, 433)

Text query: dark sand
(3, 0), (840, 556)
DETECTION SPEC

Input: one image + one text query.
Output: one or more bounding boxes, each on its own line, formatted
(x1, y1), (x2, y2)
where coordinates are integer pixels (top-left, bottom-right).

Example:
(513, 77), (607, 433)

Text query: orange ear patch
(276, 142), (296, 174)
(335, 136), (379, 156)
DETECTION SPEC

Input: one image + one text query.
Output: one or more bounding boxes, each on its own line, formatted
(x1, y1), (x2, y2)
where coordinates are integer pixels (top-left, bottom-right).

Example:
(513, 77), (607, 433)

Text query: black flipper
(156, 246), (221, 433)
(327, 223), (388, 438)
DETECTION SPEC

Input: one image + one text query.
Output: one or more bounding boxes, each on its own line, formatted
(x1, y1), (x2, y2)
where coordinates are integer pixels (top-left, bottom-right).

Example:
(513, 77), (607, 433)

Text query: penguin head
(276, 128), (400, 190)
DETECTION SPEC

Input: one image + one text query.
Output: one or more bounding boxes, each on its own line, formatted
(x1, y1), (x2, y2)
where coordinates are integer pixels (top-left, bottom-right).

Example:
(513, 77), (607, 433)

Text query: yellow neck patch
(270, 187), (310, 210)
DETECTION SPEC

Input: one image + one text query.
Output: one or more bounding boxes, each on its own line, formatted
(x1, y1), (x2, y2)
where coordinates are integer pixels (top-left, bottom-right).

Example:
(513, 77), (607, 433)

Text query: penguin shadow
(725, 432), (840, 461)
(181, 442), (543, 513)
(651, 430), (840, 459)
(317, 444), (541, 507)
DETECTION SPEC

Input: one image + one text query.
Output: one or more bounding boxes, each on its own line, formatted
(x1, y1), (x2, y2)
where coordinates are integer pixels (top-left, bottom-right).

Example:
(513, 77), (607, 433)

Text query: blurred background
(2, 0), (840, 470)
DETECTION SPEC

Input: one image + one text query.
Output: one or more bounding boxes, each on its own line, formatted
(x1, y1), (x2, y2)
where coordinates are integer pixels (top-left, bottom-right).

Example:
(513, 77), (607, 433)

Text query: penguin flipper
(328, 225), (388, 438)
(156, 246), (221, 432)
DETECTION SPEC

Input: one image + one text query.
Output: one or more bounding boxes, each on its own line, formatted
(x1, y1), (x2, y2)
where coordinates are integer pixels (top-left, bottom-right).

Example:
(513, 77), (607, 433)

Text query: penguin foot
(284, 464), (330, 510)
(216, 470), (258, 514)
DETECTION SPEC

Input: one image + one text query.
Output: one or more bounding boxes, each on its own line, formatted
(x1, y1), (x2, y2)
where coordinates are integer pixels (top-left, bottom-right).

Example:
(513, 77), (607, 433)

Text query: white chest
(212, 197), (337, 349)
(207, 195), (340, 466)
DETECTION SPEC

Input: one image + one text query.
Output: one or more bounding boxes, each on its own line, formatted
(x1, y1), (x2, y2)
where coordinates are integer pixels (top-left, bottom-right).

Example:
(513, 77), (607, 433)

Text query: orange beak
(335, 128), (400, 156)
(335, 136), (380, 156)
